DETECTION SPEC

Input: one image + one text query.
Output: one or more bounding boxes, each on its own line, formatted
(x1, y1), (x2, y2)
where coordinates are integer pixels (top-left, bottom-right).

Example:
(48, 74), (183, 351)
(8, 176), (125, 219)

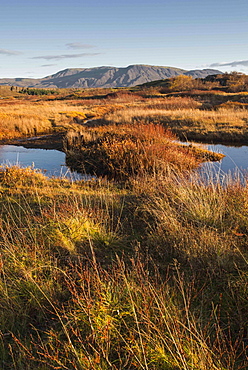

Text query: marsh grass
(15, 259), (244, 370)
(1, 93), (248, 143)
(0, 90), (248, 369)
(0, 165), (247, 369)
(64, 123), (223, 181)
(142, 171), (248, 263)
(103, 103), (248, 142)
(0, 99), (126, 140)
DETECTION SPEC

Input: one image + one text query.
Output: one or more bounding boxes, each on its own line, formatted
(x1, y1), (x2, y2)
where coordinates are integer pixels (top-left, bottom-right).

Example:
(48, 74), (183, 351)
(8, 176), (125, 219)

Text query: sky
(0, 0), (248, 78)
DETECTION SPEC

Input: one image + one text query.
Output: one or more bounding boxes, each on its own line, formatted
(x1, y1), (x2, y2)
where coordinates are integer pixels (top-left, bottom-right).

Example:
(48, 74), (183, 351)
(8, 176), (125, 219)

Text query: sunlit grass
(0, 99), (127, 139)
(1, 92), (248, 143)
(0, 166), (247, 369)
(0, 89), (248, 369)
(64, 122), (224, 181)
(104, 104), (248, 142)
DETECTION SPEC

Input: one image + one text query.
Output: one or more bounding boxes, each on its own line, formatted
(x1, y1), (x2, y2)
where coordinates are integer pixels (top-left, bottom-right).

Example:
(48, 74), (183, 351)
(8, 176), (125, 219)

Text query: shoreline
(0, 132), (65, 151)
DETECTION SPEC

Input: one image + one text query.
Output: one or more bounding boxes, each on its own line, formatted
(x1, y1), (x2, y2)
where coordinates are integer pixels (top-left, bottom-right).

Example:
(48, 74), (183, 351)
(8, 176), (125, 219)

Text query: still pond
(0, 145), (82, 180)
(0, 143), (248, 181)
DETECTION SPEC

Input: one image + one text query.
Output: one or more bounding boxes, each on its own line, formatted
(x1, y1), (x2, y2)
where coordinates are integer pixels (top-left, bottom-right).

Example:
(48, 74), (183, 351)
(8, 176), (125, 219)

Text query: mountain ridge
(0, 64), (222, 89)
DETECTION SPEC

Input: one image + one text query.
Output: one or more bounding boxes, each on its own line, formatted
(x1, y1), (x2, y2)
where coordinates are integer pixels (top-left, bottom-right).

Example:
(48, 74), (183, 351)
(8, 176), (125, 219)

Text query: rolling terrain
(0, 64), (222, 88)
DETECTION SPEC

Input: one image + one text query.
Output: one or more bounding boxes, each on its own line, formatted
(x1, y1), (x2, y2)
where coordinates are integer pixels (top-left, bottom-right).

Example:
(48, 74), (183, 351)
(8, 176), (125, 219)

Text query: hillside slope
(0, 64), (222, 88)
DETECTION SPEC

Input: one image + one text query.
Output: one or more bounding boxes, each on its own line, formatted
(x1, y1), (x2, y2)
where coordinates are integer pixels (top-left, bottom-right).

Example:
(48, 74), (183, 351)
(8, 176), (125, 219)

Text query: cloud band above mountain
(210, 60), (248, 68)
(66, 43), (95, 49)
(0, 48), (22, 56)
(31, 53), (101, 60)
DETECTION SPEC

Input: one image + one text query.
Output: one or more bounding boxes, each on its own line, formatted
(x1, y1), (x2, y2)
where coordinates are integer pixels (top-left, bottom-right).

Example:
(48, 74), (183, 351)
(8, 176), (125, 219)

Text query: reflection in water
(1, 143), (248, 183)
(198, 143), (248, 185)
(0, 145), (82, 180)
(205, 144), (248, 173)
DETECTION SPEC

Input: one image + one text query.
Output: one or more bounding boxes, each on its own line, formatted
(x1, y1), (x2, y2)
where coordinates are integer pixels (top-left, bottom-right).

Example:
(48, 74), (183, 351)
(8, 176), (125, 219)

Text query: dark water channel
(0, 143), (248, 182)
(0, 145), (82, 180)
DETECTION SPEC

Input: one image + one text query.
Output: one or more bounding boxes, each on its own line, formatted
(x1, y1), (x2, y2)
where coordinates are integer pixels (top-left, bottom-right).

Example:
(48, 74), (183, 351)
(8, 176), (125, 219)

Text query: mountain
(184, 69), (223, 78)
(0, 65), (222, 89)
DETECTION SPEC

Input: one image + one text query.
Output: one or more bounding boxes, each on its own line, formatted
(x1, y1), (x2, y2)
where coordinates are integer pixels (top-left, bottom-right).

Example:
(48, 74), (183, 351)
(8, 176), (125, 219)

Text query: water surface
(1, 143), (248, 183)
(199, 143), (248, 184)
(0, 145), (81, 179)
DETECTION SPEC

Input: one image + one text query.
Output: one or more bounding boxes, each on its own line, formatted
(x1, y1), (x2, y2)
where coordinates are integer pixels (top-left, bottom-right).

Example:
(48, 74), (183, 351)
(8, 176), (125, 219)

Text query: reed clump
(64, 123), (223, 180)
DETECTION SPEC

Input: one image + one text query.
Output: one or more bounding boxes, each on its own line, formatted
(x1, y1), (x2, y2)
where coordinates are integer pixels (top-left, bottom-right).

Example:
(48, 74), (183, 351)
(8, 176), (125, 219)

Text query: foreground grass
(0, 86), (248, 369)
(0, 166), (247, 369)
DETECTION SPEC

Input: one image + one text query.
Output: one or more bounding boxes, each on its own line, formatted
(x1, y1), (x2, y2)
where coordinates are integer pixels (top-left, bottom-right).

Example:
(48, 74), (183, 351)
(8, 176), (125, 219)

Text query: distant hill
(0, 65), (223, 89)
(184, 69), (223, 78)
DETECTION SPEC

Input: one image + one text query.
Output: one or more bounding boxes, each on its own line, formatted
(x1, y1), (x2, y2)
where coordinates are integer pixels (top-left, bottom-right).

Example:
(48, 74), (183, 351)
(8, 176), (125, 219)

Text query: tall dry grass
(141, 170), (248, 265)
(0, 90), (248, 368)
(0, 99), (126, 139)
(0, 101), (75, 139)
(2, 93), (248, 143)
(0, 166), (247, 369)
(64, 123), (212, 180)
(13, 259), (246, 370)
(104, 103), (248, 142)
(105, 106), (248, 127)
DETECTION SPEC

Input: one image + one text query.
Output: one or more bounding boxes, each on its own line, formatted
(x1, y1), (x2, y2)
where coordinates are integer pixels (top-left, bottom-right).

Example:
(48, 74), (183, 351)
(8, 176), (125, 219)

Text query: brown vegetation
(1, 74), (248, 143)
(0, 82), (248, 369)
(102, 96), (248, 143)
(0, 165), (247, 369)
(0, 98), (126, 140)
(64, 123), (223, 180)
(140, 71), (248, 94)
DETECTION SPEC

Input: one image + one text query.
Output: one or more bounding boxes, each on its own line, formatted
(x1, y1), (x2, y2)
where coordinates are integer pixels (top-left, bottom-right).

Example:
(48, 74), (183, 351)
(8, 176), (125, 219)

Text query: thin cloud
(0, 48), (22, 56)
(31, 53), (100, 61)
(210, 60), (248, 68)
(66, 43), (95, 49)
(41, 64), (57, 67)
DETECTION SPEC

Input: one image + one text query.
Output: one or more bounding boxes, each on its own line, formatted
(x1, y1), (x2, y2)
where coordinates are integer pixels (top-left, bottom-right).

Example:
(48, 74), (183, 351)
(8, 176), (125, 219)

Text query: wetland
(1, 141), (248, 180)
(0, 81), (247, 369)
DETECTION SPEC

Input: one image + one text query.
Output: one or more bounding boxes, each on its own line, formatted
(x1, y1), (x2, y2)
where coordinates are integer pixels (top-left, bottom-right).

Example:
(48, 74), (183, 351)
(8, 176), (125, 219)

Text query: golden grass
(104, 104), (248, 142)
(1, 92), (248, 143)
(64, 123), (224, 180)
(0, 102), (86, 139)
(0, 95), (145, 140)
(0, 166), (247, 369)
(105, 106), (248, 127)
(143, 172), (247, 261)
(0, 100), (76, 139)
(0, 89), (248, 369)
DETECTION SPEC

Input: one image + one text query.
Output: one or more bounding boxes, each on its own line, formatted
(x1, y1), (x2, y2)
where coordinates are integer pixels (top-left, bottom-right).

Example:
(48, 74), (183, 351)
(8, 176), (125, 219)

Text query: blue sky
(0, 0), (248, 78)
